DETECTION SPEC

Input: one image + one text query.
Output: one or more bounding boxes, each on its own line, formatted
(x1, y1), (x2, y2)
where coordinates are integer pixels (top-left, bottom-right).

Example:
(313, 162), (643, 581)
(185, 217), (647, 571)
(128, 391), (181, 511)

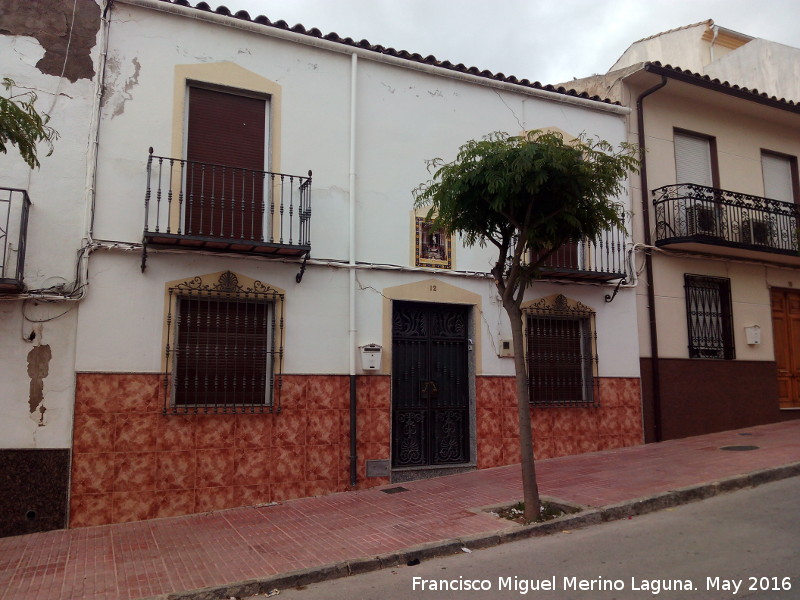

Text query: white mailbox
(745, 325), (761, 345)
(360, 344), (383, 371)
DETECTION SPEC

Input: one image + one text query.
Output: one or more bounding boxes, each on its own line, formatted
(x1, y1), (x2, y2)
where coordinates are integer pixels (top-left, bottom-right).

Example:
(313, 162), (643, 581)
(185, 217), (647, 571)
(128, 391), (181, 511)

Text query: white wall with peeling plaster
(0, 303), (78, 448)
(0, 0), (102, 449)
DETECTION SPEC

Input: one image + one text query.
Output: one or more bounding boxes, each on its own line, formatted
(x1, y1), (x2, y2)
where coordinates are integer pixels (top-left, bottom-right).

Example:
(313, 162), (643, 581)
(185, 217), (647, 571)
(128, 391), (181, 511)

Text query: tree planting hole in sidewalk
(492, 500), (581, 525)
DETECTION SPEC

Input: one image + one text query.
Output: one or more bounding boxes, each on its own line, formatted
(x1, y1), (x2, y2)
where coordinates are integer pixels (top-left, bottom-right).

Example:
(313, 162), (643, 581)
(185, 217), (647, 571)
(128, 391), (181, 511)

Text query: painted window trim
(172, 62), (282, 177)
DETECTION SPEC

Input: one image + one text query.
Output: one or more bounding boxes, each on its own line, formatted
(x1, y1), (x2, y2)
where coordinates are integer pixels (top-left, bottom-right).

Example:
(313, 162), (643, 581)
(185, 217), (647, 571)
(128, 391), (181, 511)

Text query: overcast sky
(212, 0), (800, 85)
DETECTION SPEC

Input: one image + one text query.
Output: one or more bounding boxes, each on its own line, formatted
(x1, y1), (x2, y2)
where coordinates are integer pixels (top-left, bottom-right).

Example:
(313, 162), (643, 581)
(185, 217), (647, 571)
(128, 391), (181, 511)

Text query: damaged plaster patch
(27, 344), (52, 426)
(0, 0), (100, 82)
(102, 56), (141, 118)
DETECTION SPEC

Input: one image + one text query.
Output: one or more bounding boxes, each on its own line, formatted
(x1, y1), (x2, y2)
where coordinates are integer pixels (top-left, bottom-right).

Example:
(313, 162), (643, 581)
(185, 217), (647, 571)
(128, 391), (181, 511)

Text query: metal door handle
(420, 380), (438, 400)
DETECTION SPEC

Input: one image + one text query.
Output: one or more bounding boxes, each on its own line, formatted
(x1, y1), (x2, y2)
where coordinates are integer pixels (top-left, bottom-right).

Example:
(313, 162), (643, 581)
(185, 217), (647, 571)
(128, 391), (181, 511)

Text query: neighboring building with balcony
(567, 24), (800, 442)
(57, 0), (642, 530)
(609, 19), (800, 105)
(0, 0), (104, 537)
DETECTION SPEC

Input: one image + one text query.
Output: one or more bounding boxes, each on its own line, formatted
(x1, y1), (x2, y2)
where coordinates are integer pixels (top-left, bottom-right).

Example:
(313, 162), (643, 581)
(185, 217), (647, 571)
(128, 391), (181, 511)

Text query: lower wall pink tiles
(70, 373), (641, 528)
(71, 372), (383, 528)
(477, 376), (642, 464)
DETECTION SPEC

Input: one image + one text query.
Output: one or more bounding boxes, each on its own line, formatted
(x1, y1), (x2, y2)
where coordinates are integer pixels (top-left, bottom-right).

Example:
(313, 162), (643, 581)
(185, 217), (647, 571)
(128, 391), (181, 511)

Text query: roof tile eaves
(633, 19), (713, 45)
(156, 0), (620, 106)
(646, 61), (800, 109)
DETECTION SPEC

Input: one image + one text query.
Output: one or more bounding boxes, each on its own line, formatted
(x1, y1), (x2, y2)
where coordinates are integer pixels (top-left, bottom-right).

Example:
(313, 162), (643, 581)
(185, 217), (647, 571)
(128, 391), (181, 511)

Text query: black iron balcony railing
(143, 150), (312, 267)
(653, 184), (799, 256)
(531, 219), (629, 282)
(0, 188), (31, 293)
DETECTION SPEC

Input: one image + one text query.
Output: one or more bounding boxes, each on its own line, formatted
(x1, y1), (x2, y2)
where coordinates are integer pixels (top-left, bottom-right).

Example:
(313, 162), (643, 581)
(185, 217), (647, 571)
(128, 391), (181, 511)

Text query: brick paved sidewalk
(2, 420), (799, 600)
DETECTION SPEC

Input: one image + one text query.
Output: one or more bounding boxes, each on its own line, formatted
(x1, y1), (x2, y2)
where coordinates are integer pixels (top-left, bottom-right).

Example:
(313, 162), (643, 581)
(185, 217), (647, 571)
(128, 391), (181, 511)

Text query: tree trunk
(504, 300), (541, 521)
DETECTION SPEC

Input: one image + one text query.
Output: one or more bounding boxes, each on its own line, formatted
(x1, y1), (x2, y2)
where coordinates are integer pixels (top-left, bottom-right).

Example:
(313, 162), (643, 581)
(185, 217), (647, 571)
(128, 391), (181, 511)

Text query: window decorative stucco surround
(163, 270), (285, 414)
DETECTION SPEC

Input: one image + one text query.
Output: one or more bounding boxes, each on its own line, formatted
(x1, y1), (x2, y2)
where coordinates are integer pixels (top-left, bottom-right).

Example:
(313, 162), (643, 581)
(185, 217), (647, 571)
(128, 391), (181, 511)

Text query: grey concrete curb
(158, 461), (800, 600)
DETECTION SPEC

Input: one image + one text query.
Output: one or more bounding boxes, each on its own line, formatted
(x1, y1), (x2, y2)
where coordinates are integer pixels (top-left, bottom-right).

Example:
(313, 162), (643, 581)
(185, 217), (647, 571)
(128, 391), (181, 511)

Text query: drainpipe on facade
(709, 24), (720, 63)
(66, 0), (113, 528)
(636, 73), (668, 442)
(349, 52), (359, 487)
(84, 0), (113, 243)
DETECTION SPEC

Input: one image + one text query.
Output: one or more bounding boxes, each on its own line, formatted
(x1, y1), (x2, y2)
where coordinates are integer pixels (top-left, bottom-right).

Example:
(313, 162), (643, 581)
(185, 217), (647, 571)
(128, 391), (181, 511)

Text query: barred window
(524, 295), (598, 407)
(164, 271), (283, 414)
(685, 274), (734, 360)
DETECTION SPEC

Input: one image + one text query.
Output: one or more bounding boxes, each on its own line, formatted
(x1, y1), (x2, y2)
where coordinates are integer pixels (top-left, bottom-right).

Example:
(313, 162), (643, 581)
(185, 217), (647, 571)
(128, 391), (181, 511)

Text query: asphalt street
(265, 476), (800, 600)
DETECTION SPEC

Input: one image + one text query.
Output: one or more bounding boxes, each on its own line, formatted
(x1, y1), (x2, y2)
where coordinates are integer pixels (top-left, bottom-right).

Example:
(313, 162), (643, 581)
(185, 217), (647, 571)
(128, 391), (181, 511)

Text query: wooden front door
(391, 302), (470, 467)
(770, 288), (800, 409)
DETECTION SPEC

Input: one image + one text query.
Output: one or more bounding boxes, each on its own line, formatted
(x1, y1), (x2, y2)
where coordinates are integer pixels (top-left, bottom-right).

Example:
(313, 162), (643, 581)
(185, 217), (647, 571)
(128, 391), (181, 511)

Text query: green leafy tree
(0, 78), (59, 169)
(414, 130), (639, 521)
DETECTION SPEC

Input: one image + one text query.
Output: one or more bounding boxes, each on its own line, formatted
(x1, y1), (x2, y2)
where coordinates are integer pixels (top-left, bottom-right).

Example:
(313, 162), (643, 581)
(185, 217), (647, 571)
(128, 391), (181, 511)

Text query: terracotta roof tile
(646, 61), (799, 109)
(633, 19), (713, 45)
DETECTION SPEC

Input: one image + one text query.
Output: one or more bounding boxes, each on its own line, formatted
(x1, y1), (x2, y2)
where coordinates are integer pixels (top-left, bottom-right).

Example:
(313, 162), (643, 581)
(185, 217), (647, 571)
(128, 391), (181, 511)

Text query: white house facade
(1, 0), (643, 533)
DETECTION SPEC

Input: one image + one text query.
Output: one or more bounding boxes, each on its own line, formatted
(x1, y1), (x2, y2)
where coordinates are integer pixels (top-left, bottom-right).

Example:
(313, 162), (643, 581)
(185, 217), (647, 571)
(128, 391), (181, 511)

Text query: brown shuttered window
(527, 316), (595, 406)
(524, 295), (598, 407)
(164, 271), (284, 414)
(175, 296), (273, 407)
(185, 87), (267, 241)
(531, 241), (580, 270)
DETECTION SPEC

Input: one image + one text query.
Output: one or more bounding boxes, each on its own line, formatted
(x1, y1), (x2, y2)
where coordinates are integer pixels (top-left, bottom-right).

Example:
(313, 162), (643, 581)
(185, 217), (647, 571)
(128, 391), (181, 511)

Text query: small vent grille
(381, 486), (410, 494)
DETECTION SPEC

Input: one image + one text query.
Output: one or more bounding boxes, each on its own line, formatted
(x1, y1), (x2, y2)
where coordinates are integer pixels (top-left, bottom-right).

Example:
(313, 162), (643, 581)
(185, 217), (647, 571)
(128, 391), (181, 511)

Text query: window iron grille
(684, 274), (734, 360)
(164, 271), (284, 414)
(524, 295), (598, 407)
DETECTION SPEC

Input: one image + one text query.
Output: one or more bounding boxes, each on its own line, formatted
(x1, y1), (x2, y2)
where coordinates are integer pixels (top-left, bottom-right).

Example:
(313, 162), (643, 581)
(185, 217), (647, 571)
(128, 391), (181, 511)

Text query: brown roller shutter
(527, 316), (584, 404)
(185, 87), (267, 241)
(532, 241), (579, 270)
(175, 296), (271, 406)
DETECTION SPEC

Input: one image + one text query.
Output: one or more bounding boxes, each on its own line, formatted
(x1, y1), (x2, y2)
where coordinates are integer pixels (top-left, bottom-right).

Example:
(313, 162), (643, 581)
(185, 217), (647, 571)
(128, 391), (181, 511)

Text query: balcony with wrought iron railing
(0, 188), (31, 293)
(653, 184), (800, 262)
(530, 220), (629, 282)
(142, 150), (312, 270)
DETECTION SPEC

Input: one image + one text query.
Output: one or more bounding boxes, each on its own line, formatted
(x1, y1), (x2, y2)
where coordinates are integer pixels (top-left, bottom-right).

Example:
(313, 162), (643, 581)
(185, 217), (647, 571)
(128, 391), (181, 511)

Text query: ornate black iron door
(392, 301), (470, 467)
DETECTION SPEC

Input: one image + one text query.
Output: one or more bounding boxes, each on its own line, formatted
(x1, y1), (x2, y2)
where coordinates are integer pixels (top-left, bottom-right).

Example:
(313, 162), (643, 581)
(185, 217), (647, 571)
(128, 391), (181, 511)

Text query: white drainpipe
(348, 52), (359, 486)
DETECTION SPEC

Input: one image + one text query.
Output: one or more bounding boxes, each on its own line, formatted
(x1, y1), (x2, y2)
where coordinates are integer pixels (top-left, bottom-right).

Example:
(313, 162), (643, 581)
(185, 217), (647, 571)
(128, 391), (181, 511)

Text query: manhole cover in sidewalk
(719, 445), (760, 451)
